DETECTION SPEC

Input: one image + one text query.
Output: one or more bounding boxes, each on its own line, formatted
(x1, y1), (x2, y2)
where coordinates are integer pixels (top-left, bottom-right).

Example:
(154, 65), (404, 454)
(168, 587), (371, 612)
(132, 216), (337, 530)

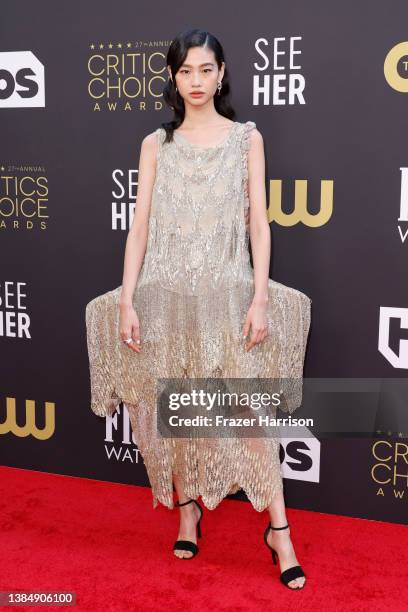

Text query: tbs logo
(0, 51), (45, 108)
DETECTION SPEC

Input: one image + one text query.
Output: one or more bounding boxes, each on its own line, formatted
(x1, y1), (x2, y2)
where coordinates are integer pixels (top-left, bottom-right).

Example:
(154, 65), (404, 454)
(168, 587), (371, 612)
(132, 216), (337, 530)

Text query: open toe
(173, 499), (203, 560)
(263, 522), (306, 590)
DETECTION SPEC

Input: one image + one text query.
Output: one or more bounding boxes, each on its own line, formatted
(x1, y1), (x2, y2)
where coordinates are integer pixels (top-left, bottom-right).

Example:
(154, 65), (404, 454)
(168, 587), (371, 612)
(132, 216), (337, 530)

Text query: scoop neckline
(173, 121), (238, 150)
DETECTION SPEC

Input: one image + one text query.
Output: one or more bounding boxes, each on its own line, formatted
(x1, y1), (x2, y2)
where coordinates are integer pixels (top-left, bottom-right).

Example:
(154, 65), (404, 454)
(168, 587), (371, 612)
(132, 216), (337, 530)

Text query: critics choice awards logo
(87, 39), (172, 112)
(0, 166), (49, 231)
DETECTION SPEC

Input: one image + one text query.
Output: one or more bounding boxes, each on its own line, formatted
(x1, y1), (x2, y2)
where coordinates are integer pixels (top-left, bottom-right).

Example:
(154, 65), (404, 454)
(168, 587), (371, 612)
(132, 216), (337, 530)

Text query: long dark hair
(161, 28), (236, 143)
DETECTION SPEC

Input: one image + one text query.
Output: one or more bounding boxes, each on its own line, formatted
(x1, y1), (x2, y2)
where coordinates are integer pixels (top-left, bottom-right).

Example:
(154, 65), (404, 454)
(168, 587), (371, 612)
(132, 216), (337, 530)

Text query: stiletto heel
(173, 498), (203, 559)
(271, 548), (277, 565)
(263, 522), (306, 590)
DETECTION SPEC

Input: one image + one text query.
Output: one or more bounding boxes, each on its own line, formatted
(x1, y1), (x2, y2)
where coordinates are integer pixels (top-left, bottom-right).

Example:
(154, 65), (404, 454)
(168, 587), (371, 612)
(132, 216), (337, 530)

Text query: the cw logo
(267, 179), (333, 226)
(0, 397), (55, 440)
(384, 42), (408, 93)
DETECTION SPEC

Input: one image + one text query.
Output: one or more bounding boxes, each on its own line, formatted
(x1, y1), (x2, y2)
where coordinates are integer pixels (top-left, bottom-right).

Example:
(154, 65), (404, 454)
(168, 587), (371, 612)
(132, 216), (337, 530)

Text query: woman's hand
(119, 303), (142, 353)
(242, 299), (268, 352)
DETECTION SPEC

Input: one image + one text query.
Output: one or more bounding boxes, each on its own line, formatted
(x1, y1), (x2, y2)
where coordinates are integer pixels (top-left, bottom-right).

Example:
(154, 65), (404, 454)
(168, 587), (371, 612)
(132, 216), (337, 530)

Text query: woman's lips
(190, 92), (204, 97)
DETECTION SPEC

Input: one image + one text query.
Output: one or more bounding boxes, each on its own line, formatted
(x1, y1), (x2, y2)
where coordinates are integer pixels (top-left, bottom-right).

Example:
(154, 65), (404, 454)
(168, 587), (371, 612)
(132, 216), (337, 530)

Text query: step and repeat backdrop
(1, 1), (407, 525)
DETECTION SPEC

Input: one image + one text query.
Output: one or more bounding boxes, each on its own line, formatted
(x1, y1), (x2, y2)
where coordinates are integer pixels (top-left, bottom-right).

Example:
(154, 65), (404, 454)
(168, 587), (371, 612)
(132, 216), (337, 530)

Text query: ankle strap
(175, 498), (193, 507)
(269, 522), (289, 530)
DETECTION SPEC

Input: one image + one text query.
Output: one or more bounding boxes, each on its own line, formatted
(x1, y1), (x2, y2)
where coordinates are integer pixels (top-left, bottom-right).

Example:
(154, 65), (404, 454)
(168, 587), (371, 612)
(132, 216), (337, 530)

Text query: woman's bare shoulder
(243, 123), (262, 151)
(138, 129), (162, 163)
(142, 128), (161, 147)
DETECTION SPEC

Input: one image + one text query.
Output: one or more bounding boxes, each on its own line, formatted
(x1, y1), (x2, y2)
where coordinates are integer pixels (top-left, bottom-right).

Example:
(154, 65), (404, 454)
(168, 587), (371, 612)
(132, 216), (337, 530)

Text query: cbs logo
(0, 51), (45, 108)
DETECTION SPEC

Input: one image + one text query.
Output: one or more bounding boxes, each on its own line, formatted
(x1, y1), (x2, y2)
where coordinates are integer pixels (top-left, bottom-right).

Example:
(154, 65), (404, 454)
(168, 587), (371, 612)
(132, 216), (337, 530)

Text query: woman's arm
(119, 132), (158, 307)
(242, 127), (270, 351)
(247, 127), (270, 305)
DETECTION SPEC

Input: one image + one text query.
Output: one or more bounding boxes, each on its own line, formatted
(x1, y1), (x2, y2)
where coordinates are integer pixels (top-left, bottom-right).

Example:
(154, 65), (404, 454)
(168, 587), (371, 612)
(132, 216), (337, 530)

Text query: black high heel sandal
(263, 522), (306, 589)
(173, 498), (203, 559)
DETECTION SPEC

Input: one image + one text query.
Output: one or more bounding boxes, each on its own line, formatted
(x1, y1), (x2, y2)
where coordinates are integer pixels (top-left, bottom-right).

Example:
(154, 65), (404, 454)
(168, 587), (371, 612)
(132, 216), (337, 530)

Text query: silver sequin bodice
(137, 121), (255, 296)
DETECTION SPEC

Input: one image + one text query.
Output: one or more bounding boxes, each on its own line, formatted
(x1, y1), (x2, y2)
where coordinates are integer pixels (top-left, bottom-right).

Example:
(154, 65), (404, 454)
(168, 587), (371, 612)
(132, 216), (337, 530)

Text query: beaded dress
(85, 120), (312, 511)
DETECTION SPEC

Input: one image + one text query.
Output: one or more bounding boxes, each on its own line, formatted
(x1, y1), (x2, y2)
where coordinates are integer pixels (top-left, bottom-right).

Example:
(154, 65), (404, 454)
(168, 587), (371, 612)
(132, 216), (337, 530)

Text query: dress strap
(241, 121), (257, 211)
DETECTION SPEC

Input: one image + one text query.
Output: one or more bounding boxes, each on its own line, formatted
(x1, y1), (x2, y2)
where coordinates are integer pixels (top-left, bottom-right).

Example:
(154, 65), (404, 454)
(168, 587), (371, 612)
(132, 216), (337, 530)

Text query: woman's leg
(266, 489), (306, 588)
(172, 473), (202, 559)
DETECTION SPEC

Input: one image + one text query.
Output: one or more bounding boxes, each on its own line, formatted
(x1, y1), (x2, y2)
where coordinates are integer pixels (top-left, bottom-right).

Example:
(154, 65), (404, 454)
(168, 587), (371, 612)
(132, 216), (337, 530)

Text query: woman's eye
(179, 69), (212, 74)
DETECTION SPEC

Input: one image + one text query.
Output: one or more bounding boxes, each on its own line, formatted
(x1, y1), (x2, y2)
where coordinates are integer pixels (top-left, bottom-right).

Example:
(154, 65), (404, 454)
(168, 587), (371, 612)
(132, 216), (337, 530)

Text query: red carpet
(0, 466), (407, 611)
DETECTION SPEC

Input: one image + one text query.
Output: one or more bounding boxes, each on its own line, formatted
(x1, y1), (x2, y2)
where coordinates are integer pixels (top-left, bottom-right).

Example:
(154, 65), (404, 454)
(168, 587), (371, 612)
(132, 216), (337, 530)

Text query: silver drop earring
(217, 81), (222, 95)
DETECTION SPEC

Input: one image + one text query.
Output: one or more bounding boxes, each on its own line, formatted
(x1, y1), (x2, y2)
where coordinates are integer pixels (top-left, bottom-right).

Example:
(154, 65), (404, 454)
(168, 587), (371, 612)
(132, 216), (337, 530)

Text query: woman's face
(169, 46), (225, 105)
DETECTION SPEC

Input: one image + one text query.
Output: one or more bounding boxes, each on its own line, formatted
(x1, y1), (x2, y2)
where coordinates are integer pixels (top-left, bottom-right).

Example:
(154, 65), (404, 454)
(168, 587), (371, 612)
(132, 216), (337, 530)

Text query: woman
(86, 28), (311, 590)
